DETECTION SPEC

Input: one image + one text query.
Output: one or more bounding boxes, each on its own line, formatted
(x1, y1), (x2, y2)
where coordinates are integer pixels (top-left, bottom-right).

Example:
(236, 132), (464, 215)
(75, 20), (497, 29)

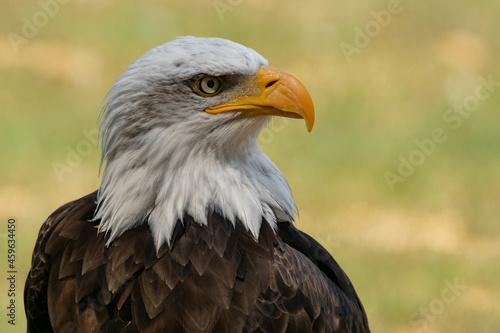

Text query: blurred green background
(1, 0), (499, 332)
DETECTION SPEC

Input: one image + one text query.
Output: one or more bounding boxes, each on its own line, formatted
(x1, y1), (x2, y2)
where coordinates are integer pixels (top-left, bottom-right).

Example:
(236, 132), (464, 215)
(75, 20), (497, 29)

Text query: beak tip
(306, 121), (314, 132)
(304, 104), (314, 132)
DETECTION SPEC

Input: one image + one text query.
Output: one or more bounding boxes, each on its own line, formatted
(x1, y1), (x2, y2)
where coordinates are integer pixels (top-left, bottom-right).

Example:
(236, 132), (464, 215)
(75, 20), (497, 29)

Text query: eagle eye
(195, 75), (223, 96)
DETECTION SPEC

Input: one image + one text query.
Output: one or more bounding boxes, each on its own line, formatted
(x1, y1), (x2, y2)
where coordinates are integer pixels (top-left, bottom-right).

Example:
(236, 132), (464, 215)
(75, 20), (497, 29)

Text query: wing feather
(25, 192), (369, 332)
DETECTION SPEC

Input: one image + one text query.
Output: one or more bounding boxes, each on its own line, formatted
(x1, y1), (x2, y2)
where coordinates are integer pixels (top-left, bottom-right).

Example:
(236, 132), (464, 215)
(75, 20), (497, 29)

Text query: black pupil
(207, 80), (215, 88)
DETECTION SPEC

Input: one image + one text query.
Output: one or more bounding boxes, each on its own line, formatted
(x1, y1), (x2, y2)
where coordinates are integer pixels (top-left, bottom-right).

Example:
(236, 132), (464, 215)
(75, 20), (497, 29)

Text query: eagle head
(95, 37), (315, 248)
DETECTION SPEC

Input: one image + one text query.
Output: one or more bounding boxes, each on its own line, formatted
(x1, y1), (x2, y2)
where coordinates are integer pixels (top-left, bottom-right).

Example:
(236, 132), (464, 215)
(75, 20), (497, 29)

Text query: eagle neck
(95, 136), (297, 250)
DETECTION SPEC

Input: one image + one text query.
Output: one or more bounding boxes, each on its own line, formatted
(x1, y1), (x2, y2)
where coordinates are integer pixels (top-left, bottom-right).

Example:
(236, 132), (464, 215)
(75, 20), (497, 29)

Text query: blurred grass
(1, 0), (500, 332)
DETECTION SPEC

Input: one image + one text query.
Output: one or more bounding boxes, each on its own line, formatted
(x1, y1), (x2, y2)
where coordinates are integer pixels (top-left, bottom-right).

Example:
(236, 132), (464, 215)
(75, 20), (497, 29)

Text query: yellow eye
(195, 76), (223, 96)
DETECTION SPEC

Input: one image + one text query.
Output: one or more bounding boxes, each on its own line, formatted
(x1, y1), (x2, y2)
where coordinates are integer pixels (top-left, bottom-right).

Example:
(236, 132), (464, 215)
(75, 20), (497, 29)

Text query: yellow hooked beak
(205, 66), (315, 132)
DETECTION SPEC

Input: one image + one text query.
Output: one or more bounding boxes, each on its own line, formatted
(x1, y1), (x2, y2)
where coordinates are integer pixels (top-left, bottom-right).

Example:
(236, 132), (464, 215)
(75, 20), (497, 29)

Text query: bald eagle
(25, 37), (370, 332)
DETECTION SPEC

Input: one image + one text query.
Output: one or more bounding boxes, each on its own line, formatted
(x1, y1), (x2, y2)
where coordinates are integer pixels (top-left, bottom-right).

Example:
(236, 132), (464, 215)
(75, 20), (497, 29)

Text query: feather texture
(26, 37), (370, 332)
(25, 192), (369, 332)
(93, 37), (297, 249)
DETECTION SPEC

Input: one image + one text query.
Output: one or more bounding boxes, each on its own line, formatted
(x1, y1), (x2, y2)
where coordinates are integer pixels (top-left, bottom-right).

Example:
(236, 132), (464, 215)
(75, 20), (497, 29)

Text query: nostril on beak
(265, 79), (279, 89)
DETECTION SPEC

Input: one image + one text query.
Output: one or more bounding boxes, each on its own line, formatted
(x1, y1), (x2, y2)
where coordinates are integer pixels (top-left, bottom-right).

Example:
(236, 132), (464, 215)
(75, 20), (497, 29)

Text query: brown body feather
(25, 192), (369, 332)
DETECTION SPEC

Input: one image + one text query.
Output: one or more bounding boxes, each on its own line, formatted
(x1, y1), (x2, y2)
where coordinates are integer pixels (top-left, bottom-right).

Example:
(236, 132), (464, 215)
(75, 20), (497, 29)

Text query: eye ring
(195, 75), (223, 96)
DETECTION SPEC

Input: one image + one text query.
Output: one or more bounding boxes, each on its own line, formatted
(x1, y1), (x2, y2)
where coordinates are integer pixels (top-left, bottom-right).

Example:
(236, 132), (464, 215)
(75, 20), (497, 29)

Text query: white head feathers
(95, 37), (297, 249)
